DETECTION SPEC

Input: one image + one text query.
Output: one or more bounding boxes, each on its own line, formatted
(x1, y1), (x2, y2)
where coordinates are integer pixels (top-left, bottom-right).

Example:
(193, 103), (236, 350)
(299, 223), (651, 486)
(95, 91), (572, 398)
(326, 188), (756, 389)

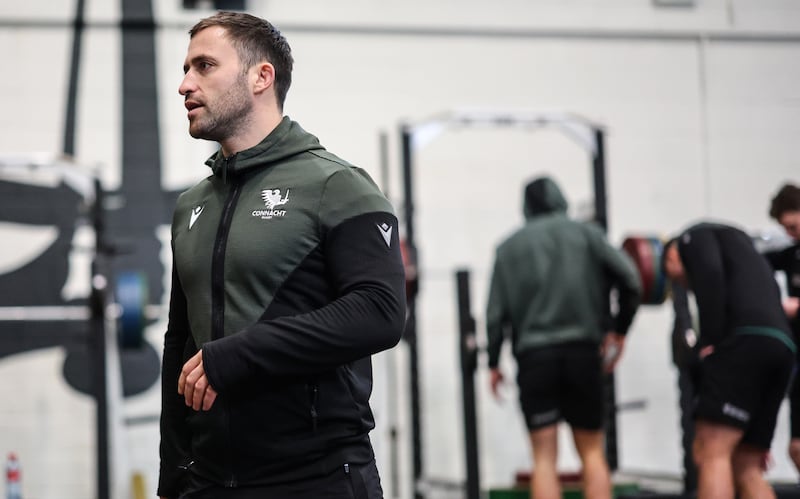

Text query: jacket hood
(523, 176), (568, 219)
(206, 116), (325, 177)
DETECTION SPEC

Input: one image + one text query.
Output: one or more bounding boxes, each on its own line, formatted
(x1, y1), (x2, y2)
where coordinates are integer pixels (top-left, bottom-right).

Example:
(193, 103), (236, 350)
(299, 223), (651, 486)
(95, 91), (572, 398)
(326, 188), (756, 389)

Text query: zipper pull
(309, 384), (319, 431)
(344, 463), (350, 475)
(221, 153), (236, 184)
(178, 460), (195, 471)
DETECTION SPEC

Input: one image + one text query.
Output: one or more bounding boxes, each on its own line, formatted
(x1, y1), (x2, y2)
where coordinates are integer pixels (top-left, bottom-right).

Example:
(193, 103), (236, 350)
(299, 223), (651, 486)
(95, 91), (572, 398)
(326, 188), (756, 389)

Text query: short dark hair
(660, 236), (679, 277)
(769, 183), (800, 220)
(190, 11), (294, 110)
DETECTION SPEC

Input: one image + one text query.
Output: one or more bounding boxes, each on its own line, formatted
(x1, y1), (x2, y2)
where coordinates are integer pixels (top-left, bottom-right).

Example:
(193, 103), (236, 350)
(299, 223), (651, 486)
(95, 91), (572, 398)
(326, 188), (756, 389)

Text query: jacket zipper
(308, 382), (319, 432)
(210, 154), (241, 487)
(211, 154), (240, 342)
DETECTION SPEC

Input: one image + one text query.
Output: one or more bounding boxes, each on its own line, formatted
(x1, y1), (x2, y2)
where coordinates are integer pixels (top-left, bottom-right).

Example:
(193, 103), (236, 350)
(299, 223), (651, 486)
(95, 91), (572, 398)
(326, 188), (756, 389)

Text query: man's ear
(253, 62), (275, 95)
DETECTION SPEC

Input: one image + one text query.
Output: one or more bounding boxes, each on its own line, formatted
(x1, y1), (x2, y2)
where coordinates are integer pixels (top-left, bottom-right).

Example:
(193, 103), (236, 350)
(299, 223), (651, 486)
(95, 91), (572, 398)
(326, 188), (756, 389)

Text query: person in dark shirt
(764, 183), (800, 474)
(663, 222), (795, 499)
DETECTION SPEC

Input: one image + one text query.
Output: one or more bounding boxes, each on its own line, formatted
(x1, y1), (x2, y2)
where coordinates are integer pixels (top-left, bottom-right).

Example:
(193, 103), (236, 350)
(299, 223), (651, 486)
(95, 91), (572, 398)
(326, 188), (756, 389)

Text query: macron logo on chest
(189, 204), (205, 230)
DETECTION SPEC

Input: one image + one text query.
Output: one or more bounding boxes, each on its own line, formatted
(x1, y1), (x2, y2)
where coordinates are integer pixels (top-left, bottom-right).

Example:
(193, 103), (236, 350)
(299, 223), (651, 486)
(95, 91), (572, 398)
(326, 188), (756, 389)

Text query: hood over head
(523, 176), (568, 219)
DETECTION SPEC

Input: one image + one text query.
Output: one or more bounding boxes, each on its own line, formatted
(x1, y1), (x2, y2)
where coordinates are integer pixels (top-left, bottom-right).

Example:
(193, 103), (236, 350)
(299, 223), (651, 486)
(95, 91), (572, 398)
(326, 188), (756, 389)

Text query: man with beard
(158, 12), (406, 499)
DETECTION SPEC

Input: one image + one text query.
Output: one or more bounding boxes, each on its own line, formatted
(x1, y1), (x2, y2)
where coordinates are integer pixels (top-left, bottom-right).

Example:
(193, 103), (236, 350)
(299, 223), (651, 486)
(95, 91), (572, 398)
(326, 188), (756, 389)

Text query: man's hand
(489, 368), (505, 401)
(600, 332), (625, 373)
(178, 350), (218, 411)
(699, 345), (715, 359)
(784, 297), (799, 319)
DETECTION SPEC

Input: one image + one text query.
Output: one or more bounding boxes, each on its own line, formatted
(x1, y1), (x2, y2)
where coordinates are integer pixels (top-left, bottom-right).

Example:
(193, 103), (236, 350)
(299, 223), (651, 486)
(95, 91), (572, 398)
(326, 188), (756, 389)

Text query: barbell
(0, 270), (158, 397)
(620, 230), (793, 306)
(0, 270), (154, 349)
(398, 229), (792, 308)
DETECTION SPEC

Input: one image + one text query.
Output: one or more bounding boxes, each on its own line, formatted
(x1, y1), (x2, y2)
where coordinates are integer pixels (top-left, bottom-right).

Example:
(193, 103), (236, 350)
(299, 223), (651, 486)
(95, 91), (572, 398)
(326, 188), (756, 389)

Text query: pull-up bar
(398, 109), (612, 499)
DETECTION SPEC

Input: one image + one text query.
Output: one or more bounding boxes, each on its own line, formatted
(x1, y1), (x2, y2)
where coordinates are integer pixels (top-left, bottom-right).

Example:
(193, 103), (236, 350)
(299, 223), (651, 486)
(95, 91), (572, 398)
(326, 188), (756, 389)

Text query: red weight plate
(622, 236), (656, 304)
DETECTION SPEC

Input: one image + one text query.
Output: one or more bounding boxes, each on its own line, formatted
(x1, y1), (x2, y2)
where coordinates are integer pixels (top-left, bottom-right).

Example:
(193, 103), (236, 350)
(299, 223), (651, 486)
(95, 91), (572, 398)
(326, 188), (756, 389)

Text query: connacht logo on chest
(252, 188), (291, 220)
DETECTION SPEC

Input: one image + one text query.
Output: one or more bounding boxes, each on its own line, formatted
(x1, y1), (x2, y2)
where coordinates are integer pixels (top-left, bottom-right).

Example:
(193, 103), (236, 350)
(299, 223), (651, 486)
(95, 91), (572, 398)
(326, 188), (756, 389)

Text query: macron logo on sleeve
(189, 204), (205, 230)
(377, 223), (393, 248)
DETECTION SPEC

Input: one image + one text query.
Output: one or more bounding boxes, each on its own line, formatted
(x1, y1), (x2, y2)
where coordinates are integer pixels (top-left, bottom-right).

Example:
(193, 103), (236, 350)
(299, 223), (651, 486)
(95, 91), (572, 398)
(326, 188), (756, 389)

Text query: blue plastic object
(116, 271), (148, 349)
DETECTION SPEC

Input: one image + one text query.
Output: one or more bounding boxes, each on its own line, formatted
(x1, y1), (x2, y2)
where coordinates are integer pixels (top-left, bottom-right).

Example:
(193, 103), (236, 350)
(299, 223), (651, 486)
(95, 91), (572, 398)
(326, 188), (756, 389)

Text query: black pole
(401, 126), (415, 247)
(591, 127), (619, 471)
(401, 125), (424, 499)
(592, 128), (608, 233)
(90, 178), (110, 499)
(116, 0), (166, 304)
(456, 270), (480, 499)
(62, 0), (86, 157)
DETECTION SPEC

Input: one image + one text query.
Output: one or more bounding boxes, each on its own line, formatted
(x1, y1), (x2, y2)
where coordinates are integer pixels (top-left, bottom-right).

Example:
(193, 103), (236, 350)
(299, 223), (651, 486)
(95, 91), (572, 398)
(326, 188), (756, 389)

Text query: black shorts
(516, 341), (604, 431)
(696, 334), (795, 449)
(179, 460), (382, 499)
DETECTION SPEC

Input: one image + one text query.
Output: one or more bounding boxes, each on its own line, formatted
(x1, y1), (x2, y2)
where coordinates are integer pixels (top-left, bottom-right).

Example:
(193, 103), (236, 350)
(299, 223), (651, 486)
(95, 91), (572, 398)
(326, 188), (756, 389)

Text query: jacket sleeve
(679, 227), (727, 348)
(157, 265), (192, 498)
(591, 227), (642, 335)
(202, 168), (406, 386)
(485, 252), (508, 368)
(670, 280), (699, 367)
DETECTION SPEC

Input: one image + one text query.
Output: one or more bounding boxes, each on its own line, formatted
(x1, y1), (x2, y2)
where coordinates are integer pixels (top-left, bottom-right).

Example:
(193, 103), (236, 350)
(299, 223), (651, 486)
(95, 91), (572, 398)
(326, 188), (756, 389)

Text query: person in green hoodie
(486, 176), (641, 499)
(158, 11), (406, 499)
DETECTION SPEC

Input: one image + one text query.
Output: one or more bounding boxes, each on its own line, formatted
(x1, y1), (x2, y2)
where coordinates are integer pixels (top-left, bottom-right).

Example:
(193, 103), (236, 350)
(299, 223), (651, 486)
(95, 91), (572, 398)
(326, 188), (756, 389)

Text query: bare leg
(732, 444), (775, 499)
(694, 420), (744, 499)
(572, 428), (612, 499)
(789, 438), (800, 476)
(529, 424), (560, 499)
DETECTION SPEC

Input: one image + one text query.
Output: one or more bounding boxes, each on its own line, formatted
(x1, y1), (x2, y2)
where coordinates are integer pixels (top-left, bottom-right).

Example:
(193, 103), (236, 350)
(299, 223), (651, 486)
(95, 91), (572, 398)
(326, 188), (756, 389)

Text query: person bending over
(663, 222), (795, 499)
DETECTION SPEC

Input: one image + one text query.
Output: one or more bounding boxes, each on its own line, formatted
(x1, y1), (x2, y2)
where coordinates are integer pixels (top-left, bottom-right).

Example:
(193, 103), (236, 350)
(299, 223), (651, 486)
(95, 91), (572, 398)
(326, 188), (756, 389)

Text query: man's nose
(179, 74), (194, 96)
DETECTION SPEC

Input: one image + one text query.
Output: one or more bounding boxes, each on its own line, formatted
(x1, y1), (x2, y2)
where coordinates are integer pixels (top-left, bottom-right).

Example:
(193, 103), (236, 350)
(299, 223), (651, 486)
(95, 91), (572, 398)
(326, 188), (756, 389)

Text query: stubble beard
(189, 74), (253, 144)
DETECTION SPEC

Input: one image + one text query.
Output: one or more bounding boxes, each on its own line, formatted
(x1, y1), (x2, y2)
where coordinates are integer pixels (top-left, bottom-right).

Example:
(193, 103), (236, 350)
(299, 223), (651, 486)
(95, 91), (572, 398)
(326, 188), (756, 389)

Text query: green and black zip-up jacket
(158, 117), (406, 496)
(485, 177), (641, 368)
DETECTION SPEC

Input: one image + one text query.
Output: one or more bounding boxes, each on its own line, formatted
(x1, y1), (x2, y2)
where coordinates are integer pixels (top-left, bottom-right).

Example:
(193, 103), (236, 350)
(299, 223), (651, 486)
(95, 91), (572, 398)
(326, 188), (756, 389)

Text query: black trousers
(179, 460), (383, 499)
